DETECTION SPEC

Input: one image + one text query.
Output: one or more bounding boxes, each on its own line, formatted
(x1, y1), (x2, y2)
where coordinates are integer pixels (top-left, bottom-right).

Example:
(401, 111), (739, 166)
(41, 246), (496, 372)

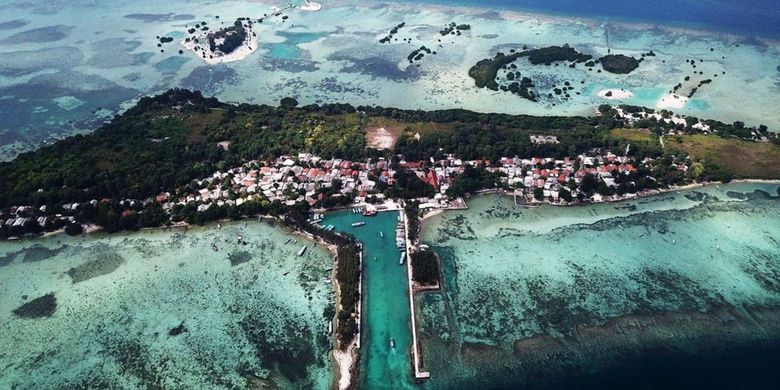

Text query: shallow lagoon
(2, 0), (780, 160)
(417, 182), (780, 388)
(0, 221), (334, 389)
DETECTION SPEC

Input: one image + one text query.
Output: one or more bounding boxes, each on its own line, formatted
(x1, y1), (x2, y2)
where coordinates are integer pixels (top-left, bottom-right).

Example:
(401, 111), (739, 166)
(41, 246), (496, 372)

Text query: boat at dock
(351, 222), (366, 227)
(399, 252), (405, 264)
(298, 245), (307, 256)
(362, 209), (377, 216)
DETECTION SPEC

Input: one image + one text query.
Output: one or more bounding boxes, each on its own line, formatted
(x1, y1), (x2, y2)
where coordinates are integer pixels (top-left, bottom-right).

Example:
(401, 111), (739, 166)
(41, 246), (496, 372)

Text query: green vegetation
(208, 20), (248, 54)
(446, 164), (504, 197)
(404, 201), (420, 243)
(468, 45), (592, 91)
(411, 250), (440, 286)
(286, 210), (361, 346)
(0, 88), (776, 240)
(669, 134), (780, 180)
(599, 54), (640, 74)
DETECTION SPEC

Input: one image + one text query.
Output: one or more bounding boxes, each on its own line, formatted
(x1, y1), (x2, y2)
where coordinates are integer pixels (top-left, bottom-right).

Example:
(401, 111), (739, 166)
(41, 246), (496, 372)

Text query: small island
(182, 18), (257, 65)
(599, 54), (640, 74)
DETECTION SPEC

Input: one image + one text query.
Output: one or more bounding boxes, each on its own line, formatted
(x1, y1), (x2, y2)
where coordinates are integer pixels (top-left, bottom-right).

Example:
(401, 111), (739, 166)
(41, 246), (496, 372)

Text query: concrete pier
(403, 212), (431, 380)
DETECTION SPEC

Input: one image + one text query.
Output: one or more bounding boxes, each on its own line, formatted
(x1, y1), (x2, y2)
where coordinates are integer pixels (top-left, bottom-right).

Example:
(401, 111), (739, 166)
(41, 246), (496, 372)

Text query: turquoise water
(323, 211), (416, 389)
(2, 0), (780, 160)
(267, 31), (329, 59)
(0, 221), (334, 389)
(416, 183), (780, 388)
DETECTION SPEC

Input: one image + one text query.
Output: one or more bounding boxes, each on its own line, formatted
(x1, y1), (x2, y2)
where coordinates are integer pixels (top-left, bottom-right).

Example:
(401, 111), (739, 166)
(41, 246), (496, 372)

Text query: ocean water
(323, 210), (416, 389)
(2, 0), (780, 160)
(0, 221), (335, 389)
(410, 0), (780, 38)
(417, 182), (780, 389)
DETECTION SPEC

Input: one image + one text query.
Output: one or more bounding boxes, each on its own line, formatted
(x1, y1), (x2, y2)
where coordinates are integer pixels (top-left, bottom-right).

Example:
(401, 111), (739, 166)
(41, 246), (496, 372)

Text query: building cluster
(2, 148), (672, 237)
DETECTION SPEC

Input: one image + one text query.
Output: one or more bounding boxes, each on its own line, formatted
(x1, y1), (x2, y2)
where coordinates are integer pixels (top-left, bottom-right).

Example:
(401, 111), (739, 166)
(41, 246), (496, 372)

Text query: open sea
(2, 0), (780, 160)
(412, 0), (780, 38)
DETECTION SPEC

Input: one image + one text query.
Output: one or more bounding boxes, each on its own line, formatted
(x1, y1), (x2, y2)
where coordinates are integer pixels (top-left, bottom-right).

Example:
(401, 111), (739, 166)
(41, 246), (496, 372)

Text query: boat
(211, 243), (218, 252)
(300, 0), (322, 11)
(390, 338), (395, 349)
(399, 252), (405, 265)
(362, 209), (377, 217)
(379, 231), (384, 238)
(284, 238), (292, 244)
(298, 245), (307, 256)
(351, 222), (366, 227)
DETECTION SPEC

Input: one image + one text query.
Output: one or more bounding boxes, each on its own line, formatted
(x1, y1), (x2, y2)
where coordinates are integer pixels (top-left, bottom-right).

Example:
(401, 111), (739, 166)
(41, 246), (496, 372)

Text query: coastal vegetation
(411, 250), (440, 286)
(285, 211), (361, 346)
(468, 45), (643, 102)
(599, 54), (640, 74)
(207, 20), (249, 54)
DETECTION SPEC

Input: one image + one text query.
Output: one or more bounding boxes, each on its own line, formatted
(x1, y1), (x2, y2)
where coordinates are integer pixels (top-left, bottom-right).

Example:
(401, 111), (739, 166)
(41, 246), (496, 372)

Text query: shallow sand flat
(2, 0), (780, 160)
(0, 221), (334, 389)
(417, 183), (780, 388)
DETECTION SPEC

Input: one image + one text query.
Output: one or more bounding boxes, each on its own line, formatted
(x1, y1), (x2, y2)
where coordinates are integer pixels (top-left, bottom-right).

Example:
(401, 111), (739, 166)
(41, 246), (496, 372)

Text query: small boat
(284, 238), (292, 244)
(211, 243), (218, 252)
(379, 231), (384, 238)
(399, 252), (405, 265)
(390, 338), (395, 349)
(362, 209), (377, 217)
(298, 246), (307, 256)
(374, 256), (377, 261)
(351, 222), (366, 227)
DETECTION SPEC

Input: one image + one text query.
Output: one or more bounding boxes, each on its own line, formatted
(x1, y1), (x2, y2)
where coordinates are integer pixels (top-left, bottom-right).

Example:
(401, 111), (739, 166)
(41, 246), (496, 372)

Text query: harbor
(322, 210), (417, 389)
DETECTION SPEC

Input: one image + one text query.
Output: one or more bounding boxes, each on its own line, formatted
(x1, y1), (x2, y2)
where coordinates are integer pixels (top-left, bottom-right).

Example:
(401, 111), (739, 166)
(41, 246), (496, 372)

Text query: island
(469, 45), (646, 102)
(182, 18), (257, 64)
(0, 89), (778, 389)
(599, 54), (640, 74)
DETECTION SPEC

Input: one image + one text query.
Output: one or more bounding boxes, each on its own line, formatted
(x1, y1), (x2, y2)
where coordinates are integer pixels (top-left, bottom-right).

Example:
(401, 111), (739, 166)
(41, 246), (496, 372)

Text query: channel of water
(324, 210), (417, 389)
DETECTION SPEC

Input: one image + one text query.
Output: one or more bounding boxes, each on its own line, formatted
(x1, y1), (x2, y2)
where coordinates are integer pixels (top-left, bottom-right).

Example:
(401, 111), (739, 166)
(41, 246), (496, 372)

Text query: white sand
(335, 343), (357, 390)
(181, 28), (259, 65)
(657, 93), (689, 110)
(598, 89), (633, 100)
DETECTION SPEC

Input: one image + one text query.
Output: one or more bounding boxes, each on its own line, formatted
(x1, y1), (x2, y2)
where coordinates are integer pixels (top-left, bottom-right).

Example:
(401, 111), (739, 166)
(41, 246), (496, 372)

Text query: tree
(64, 223), (83, 236)
(533, 187), (544, 200)
(280, 97), (299, 108)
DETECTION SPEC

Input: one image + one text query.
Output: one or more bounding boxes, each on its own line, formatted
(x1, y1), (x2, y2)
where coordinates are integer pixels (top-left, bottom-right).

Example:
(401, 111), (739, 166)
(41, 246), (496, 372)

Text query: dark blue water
(404, 0), (780, 38)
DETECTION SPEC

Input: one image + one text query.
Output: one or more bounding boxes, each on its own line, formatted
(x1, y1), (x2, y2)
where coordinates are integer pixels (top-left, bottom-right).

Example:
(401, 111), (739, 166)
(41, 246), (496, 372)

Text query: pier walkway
(403, 212), (431, 380)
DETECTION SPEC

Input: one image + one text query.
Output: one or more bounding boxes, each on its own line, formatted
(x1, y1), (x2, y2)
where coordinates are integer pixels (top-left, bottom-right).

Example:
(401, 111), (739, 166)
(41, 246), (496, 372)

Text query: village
(1, 142), (685, 237)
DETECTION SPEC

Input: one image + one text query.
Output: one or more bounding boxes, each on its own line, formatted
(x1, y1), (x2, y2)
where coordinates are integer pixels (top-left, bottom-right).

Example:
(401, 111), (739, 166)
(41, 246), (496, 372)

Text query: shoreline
(181, 27), (259, 65)
(8, 179), (780, 244)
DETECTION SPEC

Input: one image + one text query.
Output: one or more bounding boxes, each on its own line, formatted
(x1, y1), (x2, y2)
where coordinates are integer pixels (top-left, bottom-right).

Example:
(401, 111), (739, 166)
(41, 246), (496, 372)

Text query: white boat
(390, 338), (395, 349)
(379, 231), (384, 238)
(399, 252), (405, 264)
(351, 222), (366, 227)
(300, 0), (322, 11)
(298, 246), (307, 256)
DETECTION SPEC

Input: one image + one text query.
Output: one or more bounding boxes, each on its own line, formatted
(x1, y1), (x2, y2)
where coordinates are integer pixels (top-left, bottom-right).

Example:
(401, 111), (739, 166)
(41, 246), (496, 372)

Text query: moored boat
(351, 222), (366, 227)
(298, 245), (307, 256)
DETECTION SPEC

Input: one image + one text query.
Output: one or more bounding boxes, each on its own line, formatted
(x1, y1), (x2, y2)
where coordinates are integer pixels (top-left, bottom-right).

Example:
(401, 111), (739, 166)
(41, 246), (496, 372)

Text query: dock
(402, 211), (431, 380)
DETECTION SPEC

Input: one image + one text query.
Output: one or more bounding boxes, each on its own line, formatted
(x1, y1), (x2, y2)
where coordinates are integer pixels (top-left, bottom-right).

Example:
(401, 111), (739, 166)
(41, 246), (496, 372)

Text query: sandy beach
(657, 93), (689, 109)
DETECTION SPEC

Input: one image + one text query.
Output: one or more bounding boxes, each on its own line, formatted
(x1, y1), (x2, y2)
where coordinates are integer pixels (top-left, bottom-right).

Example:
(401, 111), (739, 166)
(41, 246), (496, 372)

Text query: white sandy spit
(657, 93), (689, 110)
(598, 89), (634, 100)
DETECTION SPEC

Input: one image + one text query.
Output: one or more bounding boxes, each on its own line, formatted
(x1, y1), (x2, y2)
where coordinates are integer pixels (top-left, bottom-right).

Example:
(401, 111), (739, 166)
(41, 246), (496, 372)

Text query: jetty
(402, 211), (431, 380)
